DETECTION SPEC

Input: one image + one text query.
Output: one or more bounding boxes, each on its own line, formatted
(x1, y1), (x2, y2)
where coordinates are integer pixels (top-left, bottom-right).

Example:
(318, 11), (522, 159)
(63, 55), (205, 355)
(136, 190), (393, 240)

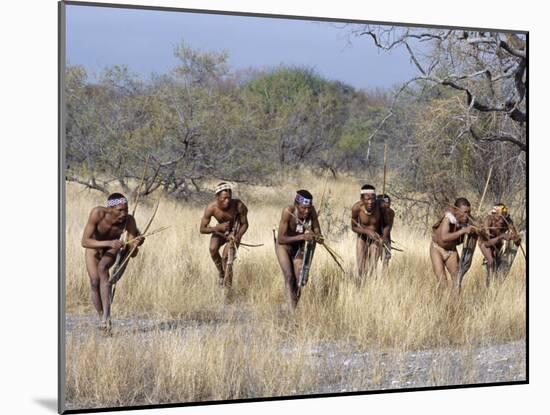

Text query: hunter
(430, 197), (476, 290)
(275, 190), (323, 310)
(351, 184), (389, 277)
(81, 193), (144, 331)
(199, 182), (249, 288)
(478, 203), (521, 285)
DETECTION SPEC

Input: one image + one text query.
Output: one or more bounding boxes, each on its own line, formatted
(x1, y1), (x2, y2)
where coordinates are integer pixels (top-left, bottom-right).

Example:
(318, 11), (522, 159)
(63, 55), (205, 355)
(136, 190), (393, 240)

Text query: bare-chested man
(377, 194), (395, 269)
(275, 190), (323, 310)
(478, 203), (521, 286)
(351, 185), (388, 277)
(81, 193), (144, 330)
(430, 198), (476, 290)
(200, 183), (249, 288)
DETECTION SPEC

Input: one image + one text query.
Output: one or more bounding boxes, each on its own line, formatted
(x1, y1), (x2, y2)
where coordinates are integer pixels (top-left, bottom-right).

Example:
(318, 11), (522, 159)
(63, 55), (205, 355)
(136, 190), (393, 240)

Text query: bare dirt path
(65, 312), (526, 396)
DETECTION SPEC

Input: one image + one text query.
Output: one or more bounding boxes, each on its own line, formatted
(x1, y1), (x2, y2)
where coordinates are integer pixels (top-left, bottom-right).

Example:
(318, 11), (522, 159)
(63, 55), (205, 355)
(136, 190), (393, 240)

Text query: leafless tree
(350, 26), (527, 152)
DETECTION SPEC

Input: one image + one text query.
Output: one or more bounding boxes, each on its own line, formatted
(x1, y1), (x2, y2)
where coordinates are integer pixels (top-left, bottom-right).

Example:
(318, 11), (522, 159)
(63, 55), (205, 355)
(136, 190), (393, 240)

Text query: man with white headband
(81, 192), (145, 331)
(200, 182), (249, 289)
(275, 189), (323, 310)
(478, 202), (521, 285)
(351, 184), (388, 278)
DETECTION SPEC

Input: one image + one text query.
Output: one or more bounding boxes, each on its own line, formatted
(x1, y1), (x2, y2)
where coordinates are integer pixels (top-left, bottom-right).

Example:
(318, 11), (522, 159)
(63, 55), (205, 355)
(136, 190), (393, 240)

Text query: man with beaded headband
(351, 184), (389, 277)
(200, 183), (249, 288)
(81, 193), (145, 331)
(275, 190), (323, 310)
(478, 203), (521, 286)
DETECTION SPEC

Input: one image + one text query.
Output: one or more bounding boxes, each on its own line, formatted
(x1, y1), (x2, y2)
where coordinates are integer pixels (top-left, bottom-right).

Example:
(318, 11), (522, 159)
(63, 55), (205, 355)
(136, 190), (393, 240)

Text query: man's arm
(478, 216), (498, 247)
(382, 209), (394, 240)
(351, 203), (365, 235)
(199, 205), (228, 235)
(277, 208), (307, 245)
(440, 217), (473, 243)
(235, 201), (249, 243)
(503, 217), (522, 245)
(480, 233), (507, 248)
(351, 204), (381, 240)
(125, 215), (145, 247)
(475, 216), (492, 241)
(310, 207), (324, 244)
(81, 208), (121, 250)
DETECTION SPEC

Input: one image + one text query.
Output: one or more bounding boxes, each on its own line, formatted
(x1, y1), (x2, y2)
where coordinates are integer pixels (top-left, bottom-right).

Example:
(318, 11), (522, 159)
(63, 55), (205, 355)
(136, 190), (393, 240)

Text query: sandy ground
(65, 311), (526, 407)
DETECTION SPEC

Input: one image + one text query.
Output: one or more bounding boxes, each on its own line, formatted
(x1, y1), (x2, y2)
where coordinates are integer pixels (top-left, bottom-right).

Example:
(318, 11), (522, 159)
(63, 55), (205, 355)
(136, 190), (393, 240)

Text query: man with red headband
(81, 193), (144, 331)
(275, 190), (323, 310)
(200, 182), (249, 288)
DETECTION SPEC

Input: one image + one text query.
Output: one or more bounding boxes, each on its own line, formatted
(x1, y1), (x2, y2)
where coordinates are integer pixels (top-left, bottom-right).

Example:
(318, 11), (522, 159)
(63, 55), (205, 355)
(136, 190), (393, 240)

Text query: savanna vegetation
(63, 27), (527, 409)
(65, 28), (526, 226)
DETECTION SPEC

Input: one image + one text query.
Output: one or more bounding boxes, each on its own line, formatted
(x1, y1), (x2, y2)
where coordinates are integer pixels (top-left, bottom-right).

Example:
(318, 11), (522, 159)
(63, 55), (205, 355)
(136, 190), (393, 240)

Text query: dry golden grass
(64, 174), (526, 409)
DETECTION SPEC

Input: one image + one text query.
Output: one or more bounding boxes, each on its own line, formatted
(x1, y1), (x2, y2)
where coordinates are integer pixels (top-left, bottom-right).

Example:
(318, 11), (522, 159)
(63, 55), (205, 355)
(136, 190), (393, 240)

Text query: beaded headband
(215, 183), (232, 195)
(107, 197), (128, 207)
(295, 193), (312, 206)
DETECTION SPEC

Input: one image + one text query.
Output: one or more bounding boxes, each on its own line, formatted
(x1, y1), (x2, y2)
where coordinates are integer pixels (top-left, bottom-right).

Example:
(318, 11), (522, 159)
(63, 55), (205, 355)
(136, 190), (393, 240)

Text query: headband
(106, 197), (128, 207)
(295, 193), (312, 206)
(361, 189), (376, 195)
(491, 204), (509, 217)
(215, 183), (232, 195)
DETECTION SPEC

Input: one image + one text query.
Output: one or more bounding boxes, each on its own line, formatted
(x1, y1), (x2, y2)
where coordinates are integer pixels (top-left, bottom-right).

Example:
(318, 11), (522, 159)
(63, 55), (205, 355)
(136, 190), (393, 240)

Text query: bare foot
(100, 319), (112, 336)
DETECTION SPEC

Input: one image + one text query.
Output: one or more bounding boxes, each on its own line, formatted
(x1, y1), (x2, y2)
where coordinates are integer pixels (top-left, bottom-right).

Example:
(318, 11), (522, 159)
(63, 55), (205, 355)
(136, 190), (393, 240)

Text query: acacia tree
(245, 67), (350, 173)
(164, 42), (278, 189)
(346, 26), (526, 224)
(65, 65), (151, 194)
(332, 89), (410, 174)
(351, 26), (527, 152)
(65, 43), (272, 199)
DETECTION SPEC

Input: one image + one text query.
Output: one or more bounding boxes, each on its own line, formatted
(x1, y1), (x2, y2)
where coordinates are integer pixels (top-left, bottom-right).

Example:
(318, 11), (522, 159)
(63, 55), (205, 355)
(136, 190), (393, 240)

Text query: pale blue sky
(66, 4), (419, 90)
